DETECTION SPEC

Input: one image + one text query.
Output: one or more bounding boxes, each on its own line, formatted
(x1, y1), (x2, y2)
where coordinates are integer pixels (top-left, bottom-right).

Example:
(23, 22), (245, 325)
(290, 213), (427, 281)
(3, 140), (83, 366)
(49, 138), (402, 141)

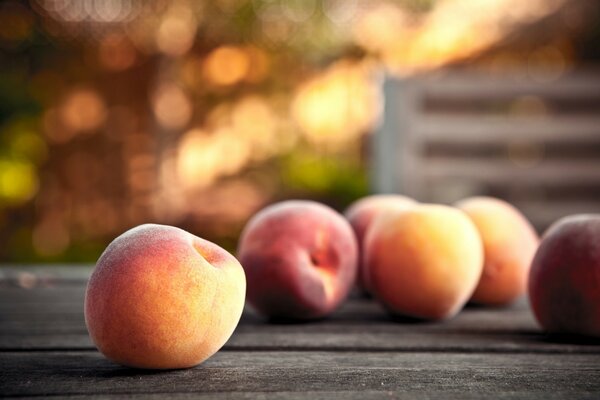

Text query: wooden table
(1, 266), (599, 399)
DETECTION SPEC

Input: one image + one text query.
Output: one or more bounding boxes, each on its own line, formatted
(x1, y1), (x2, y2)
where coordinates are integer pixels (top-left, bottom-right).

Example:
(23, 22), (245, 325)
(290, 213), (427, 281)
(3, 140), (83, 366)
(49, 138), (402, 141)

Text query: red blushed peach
(237, 200), (358, 320)
(529, 215), (600, 338)
(84, 224), (246, 369)
(344, 194), (417, 292)
(364, 204), (483, 320)
(456, 197), (539, 306)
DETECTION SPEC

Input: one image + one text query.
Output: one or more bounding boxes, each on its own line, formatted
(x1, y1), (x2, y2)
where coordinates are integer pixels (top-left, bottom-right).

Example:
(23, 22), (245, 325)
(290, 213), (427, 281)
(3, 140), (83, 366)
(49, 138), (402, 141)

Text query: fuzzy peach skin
(455, 197), (539, 306)
(364, 204), (483, 320)
(344, 195), (417, 292)
(84, 224), (246, 369)
(237, 200), (358, 320)
(529, 215), (600, 338)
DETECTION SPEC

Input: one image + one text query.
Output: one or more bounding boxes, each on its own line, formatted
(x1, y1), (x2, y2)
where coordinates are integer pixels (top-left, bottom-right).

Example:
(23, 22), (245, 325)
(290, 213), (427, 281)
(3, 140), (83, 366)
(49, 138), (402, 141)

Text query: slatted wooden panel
(1, 266), (599, 398)
(373, 69), (600, 231)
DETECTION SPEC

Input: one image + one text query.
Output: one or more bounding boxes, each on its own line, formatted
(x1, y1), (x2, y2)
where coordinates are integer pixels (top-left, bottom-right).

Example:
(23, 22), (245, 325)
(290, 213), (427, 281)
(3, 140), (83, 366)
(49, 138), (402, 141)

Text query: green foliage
(280, 149), (368, 206)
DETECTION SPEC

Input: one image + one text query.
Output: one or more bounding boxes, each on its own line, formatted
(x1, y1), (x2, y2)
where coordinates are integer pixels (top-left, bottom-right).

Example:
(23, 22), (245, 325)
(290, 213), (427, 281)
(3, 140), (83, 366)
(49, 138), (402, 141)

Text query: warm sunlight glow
(60, 89), (107, 133)
(203, 46), (251, 86)
(354, 0), (567, 74)
(155, 4), (197, 56)
(353, 3), (410, 56)
(292, 61), (381, 149)
(152, 84), (192, 130)
(177, 129), (222, 189)
(231, 95), (278, 160)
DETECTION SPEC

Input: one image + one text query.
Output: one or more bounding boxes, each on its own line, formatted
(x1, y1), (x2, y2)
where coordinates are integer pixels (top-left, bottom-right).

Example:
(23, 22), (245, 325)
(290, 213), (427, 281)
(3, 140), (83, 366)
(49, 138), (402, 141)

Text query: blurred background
(0, 0), (599, 262)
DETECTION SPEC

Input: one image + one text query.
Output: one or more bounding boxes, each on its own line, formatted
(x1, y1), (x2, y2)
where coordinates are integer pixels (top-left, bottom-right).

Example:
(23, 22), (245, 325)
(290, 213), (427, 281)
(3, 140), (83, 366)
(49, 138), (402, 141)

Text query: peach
(344, 194), (417, 291)
(529, 215), (600, 337)
(455, 197), (539, 306)
(237, 200), (358, 320)
(364, 204), (483, 320)
(84, 224), (246, 369)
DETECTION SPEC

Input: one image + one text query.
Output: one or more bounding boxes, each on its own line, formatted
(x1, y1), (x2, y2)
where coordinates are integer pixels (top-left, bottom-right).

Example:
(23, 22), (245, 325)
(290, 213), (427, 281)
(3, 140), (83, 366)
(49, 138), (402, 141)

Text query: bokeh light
(152, 84), (193, 130)
(203, 46), (251, 87)
(155, 4), (197, 57)
(0, 0), (595, 261)
(353, 3), (409, 57)
(59, 89), (107, 133)
(231, 95), (278, 159)
(177, 129), (221, 189)
(0, 160), (38, 204)
(39, 0), (139, 23)
(292, 61), (381, 150)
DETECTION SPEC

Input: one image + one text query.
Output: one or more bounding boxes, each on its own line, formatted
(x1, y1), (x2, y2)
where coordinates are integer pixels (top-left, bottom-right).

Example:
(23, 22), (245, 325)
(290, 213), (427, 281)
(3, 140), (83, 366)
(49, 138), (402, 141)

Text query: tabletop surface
(1, 265), (599, 399)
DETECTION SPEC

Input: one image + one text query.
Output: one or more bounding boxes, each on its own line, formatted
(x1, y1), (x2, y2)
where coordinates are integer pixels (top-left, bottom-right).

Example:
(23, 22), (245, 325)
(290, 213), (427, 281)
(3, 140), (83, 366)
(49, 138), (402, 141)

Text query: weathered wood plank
(0, 285), (533, 334)
(3, 285), (536, 331)
(0, 285), (87, 306)
(417, 115), (600, 144)
(1, 351), (598, 397)
(4, 330), (598, 355)
(376, 70), (600, 212)
(1, 267), (598, 398)
(0, 265), (93, 287)
(2, 285), (599, 354)
(11, 391), (600, 400)
(424, 159), (600, 185)
(419, 70), (600, 101)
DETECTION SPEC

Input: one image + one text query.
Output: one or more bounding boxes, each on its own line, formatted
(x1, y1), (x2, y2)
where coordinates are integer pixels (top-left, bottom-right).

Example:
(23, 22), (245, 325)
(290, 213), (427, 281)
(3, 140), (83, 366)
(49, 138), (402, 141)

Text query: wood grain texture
(0, 265), (92, 286)
(1, 281), (599, 354)
(417, 116), (600, 144)
(1, 351), (599, 397)
(1, 266), (599, 398)
(419, 70), (600, 100)
(10, 392), (600, 400)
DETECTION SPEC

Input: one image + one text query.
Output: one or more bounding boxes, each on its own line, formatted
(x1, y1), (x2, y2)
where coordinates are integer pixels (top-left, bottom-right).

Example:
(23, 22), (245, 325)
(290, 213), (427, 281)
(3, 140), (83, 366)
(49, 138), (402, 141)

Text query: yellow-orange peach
(85, 224), (246, 369)
(237, 200), (358, 320)
(344, 195), (417, 292)
(529, 215), (600, 337)
(364, 204), (483, 320)
(456, 197), (539, 306)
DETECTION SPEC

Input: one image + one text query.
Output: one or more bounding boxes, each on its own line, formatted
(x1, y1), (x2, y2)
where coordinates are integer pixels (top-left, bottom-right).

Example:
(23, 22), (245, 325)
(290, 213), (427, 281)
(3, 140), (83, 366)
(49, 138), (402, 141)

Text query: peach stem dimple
(308, 251), (337, 303)
(192, 241), (218, 267)
(310, 252), (321, 266)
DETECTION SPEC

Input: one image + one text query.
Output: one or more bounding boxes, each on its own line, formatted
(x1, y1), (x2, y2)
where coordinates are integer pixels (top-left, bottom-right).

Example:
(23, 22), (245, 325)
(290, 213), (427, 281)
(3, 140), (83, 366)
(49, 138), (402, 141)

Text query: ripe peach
(85, 224), (246, 369)
(344, 194), (417, 291)
(237, 200), (358, 320)
(456, 197), (539, 306)
(529, 215), (600, 337)
(364, 204), (483, 320)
